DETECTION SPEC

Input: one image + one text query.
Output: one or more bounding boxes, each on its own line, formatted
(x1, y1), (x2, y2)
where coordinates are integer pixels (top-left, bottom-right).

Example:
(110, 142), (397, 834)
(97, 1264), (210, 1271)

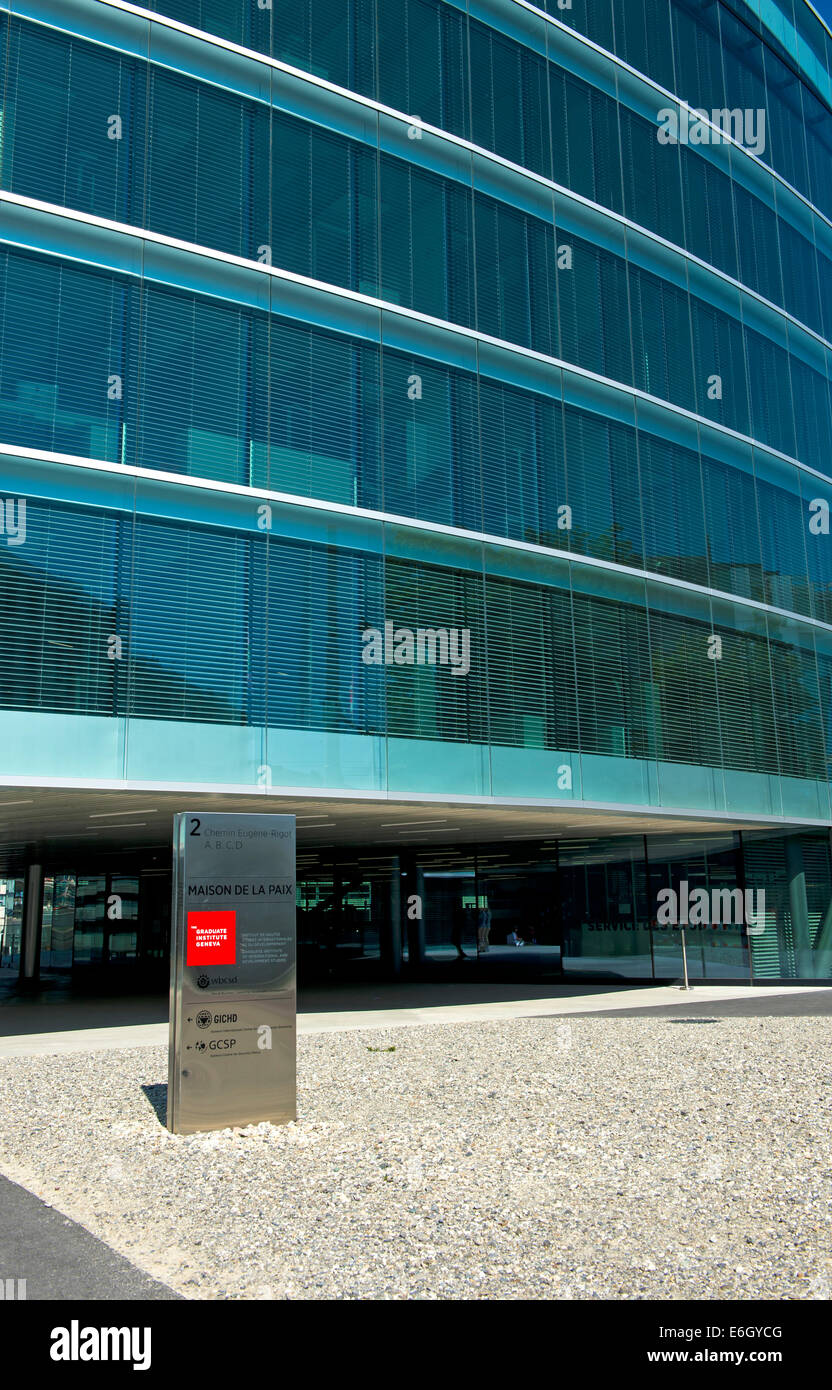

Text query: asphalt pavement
(0, 1175), (181, 1299)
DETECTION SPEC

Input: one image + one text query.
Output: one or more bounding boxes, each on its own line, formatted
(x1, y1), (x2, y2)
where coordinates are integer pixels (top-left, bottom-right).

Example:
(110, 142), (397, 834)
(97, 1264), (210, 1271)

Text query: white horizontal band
(79, 0), (832, 238)
(14, 0), (832, 316)
(2, 188), (829, 492)
(3, 437), (831, 641)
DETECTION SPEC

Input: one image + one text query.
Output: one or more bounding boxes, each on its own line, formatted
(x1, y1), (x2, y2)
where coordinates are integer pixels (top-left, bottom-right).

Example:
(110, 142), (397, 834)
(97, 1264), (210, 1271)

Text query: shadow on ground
(141, 1083), (167, 1125)
(0, 978), (655, 1036)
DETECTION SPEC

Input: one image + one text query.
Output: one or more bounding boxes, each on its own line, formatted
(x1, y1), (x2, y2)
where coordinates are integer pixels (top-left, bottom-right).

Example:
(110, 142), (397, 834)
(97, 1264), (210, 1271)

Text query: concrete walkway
(1, 981), (830, 1057)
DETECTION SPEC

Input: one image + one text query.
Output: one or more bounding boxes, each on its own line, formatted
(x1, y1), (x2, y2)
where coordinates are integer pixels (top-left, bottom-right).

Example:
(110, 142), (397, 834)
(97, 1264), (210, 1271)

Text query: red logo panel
(187, 910), (237, 966)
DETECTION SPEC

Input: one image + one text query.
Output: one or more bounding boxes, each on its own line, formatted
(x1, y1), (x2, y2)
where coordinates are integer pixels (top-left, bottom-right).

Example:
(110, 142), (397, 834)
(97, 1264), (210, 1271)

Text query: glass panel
(40, 873), (76, 971)
(405, 849), (477, 969)
(475, 844), (561, 973)
(0, 880), (23, 974)
(107, 874), (139, 965)
(73, 875), (107, 965)
(647, 833), (750, 980)
(560, 836), (653, 979)
(743, 830), (832, 980)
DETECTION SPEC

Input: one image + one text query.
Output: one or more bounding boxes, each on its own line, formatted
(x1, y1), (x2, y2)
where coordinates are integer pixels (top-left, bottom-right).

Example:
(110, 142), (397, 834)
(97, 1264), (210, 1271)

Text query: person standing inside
(477, 901), (491, 953)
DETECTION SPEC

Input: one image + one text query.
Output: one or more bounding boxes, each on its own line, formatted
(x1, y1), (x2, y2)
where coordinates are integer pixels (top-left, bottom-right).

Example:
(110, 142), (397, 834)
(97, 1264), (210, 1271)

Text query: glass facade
(9, 825), (830, 984)
(1, 0), (832, 984)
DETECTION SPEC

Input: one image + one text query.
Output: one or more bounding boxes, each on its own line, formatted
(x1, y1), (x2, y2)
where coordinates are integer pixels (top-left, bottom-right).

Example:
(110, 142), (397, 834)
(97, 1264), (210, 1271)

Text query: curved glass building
(1, 0), (832, 986)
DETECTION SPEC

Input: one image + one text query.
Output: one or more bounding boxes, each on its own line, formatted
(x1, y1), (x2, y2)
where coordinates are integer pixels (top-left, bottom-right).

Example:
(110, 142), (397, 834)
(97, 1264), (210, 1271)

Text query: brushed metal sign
(167, 812), (296, 1135)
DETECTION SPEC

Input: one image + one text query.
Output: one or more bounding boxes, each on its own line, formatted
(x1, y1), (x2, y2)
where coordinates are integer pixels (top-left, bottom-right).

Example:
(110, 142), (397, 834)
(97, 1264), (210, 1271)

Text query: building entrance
(4, 828), (832, 992)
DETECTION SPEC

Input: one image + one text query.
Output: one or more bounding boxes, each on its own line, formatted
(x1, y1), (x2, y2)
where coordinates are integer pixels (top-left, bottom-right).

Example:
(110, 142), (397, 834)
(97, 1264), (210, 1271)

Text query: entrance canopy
(0, 783), (811, 875)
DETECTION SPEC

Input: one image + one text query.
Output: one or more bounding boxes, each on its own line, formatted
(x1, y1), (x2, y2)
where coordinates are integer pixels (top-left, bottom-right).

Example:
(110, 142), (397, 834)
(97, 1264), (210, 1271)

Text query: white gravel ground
(0, 1014), (830, 1300)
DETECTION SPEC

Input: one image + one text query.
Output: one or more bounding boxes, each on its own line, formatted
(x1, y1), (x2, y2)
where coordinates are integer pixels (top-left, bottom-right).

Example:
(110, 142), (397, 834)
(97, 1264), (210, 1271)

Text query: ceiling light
(91, 822), (148, 830)
(502, 832), (556, 839)
(381, 818), (449, 827)
(397, 827), (461, 835)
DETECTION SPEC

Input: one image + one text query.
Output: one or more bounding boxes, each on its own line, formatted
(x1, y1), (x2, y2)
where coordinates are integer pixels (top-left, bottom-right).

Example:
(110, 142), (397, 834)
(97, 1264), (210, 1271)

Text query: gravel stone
(0, 1015), (830, 1300)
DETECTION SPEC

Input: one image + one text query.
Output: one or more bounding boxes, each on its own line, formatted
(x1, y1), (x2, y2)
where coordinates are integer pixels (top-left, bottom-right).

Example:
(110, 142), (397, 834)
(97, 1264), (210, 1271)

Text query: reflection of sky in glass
(810, 1), (832, 29)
